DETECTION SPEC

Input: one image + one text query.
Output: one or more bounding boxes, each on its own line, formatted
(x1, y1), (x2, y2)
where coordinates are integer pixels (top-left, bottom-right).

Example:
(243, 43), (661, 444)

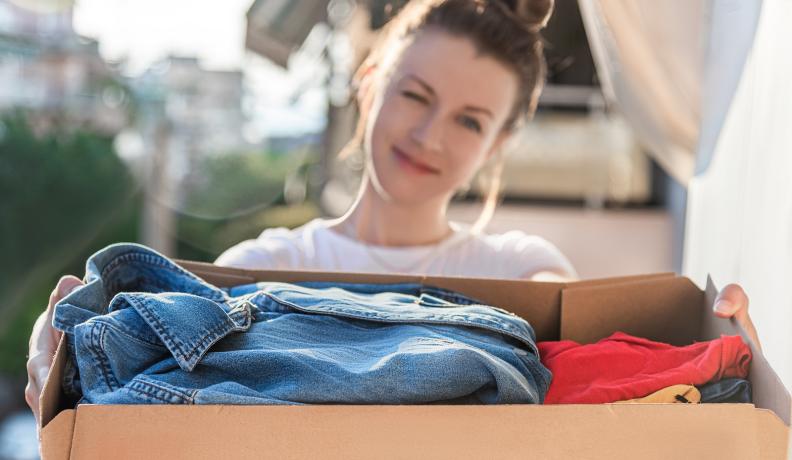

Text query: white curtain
(577, 0), (705, 185)
(580, 0), (792, 390)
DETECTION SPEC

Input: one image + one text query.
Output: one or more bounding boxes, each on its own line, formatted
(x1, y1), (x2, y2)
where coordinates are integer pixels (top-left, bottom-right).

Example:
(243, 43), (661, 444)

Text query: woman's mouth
(392, 147), (440, 175)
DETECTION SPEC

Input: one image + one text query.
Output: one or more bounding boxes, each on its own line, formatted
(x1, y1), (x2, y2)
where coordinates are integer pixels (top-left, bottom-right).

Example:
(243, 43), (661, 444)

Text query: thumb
(56, 275), (84, 300)
(713, 283), (748, 318)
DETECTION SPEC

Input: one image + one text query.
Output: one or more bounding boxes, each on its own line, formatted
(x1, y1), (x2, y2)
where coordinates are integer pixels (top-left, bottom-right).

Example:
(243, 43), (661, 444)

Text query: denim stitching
(126, 376), (196, 404)
(420, 286), (482, 305)
(127, 295), (241, 366)
(255, 291), (539, 356)
(97, 324), (122, 391)
(95, 319), (167, 350)
(83, 322), (120, 392)
(255, 287), (524, 335)
(100, 250), (225, 301)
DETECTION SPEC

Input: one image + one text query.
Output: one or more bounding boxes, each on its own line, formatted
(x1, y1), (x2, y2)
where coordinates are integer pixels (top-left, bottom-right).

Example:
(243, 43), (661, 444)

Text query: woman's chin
(375, 178), (441, 205)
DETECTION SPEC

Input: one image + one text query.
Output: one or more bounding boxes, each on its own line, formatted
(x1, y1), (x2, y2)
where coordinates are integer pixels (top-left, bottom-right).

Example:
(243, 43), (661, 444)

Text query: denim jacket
(53, 243), (551, 405)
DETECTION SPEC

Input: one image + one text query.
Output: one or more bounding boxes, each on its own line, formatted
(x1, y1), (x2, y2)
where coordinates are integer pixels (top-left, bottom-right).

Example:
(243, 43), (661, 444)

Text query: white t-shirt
(215, 218), (577, 280)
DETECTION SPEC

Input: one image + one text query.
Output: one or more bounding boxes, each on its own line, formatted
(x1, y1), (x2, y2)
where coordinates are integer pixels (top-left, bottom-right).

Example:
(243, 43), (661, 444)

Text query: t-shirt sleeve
(214, 239), (276, 269)
(499, 231), (578, 280)
(214, 227), (300, 270)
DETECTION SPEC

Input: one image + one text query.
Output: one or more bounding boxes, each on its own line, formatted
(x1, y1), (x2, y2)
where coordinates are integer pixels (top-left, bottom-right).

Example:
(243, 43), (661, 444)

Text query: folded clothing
(615, 384), (701, 404)
(53, 243), (550, 406)
(698, 378), (752, 403)
(538, 332), (752, 404)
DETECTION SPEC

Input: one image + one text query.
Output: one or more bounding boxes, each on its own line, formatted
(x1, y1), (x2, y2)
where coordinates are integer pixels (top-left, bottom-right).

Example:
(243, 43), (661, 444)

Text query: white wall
(684, 0), (792, 390)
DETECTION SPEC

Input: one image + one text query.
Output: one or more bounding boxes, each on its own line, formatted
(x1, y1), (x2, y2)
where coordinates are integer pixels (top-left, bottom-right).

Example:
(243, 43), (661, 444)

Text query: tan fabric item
(615, 385), (701, 404)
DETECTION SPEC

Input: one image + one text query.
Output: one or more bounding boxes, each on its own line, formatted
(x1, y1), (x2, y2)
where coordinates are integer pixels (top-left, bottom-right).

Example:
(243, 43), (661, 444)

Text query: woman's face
(363, 28), (519, 206)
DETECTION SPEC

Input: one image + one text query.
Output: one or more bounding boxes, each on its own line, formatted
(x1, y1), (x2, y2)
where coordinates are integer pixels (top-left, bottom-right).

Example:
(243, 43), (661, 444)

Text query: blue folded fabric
(698, 378), (752, 403)
(53, 243), (551, 405)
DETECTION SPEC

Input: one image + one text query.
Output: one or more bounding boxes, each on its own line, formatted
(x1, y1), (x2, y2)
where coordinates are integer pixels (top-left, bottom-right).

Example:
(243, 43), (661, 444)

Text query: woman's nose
(409, 110), (443, 152)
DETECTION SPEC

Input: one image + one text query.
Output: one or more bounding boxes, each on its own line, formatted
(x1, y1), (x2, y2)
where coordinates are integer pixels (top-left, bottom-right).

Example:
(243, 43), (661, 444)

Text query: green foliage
(175, 148), (320, 261)
(0, 111), (141, 376)
(0, 112), (321, 377)
(177, 202), (320, 262)
(180, 149), (312, 219)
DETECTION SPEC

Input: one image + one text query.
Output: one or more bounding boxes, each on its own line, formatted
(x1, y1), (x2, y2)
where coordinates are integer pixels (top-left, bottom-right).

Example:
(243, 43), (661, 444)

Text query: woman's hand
(713, 283), (761, 351)
(25, 275), (83, 429)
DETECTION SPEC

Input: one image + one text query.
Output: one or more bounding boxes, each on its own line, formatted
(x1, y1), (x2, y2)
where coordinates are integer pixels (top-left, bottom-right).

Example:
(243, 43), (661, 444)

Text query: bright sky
(73, 0), (251, 71)
(72, 0), (327, 137)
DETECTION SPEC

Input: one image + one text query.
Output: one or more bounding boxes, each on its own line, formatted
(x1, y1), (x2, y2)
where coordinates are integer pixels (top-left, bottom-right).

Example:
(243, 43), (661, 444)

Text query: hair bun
(500, 0), (554, 31)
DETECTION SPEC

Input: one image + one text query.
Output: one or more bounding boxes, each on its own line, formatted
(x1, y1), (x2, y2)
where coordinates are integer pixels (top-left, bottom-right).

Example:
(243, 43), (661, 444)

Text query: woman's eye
(459, 116), (482, 133)
(401, 90), (428, 104)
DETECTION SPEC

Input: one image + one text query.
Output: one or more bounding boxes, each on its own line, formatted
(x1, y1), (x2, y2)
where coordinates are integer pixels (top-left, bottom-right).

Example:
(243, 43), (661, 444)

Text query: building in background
(0, 0), (129, 134)
(125, 55), (253, 255)
(138, 56), (248, 156)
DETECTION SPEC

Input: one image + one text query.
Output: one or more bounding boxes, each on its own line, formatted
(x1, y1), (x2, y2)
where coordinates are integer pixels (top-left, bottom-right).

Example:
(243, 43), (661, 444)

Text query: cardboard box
(38, 264), (791, 459)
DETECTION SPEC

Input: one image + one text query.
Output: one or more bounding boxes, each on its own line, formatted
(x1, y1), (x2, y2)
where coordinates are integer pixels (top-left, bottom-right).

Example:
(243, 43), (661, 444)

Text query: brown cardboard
(701, 276), (792, 427)
(39, 264), (791, 459)
(54, 404), (768, 460)
(560, 276), (704, 345)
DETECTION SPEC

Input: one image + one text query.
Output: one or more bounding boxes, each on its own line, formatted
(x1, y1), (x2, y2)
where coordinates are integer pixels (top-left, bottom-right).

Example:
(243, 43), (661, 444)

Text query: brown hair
(341, 0), (554, 232)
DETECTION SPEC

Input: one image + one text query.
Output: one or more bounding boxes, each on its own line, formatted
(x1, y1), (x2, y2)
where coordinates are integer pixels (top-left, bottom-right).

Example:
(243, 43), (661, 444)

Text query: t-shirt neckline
(310, 218), (472, 253)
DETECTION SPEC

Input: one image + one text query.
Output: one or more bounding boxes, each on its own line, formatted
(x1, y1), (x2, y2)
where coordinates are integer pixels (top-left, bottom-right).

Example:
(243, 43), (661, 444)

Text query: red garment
(538, 332), (752, 404)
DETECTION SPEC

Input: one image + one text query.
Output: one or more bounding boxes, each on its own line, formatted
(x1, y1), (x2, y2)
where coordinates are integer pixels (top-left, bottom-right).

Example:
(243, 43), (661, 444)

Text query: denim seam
(94, 319), (168, 350)
(61, 351), (79, 397)
(257, 291), (520, 330)
(420, 287), (481, 305)
(257, 291), (540, 356)
(100, 251), (225, 301)
(127, 295), (238, 366)
(84, 322), (120, 392)
(126, 376), (196, 404)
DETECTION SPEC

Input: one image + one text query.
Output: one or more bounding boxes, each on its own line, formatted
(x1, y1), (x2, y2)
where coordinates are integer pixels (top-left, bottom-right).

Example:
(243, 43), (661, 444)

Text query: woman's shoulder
(213, 218), (326, 269)
(458, 226), (577, 279)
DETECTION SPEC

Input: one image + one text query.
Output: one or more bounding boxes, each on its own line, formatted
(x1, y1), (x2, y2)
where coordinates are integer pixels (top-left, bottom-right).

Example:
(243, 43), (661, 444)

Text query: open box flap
(40, 338), (68, 427)
(39, 338), (76, 459)
(566, 272), (676, 288)
(700, 276), (791, 427)
(559, 276), (703, 346)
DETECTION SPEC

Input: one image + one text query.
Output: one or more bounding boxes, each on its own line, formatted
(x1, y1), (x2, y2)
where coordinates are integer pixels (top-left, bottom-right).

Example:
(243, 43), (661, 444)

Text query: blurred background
(0, 1), (789, 458)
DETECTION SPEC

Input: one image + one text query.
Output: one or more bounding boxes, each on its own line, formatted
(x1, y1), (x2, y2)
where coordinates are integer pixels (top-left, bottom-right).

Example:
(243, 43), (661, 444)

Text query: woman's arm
(529, 270), (577, 282)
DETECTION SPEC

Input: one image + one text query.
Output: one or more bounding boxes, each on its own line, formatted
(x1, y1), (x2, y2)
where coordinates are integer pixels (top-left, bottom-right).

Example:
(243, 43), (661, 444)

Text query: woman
(26, 0), (759, 424)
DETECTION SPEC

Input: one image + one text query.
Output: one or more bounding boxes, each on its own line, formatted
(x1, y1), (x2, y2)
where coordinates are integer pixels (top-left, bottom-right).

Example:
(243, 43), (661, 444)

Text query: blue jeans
(53, 243), (551, 405)
(698, 378), (752, 403)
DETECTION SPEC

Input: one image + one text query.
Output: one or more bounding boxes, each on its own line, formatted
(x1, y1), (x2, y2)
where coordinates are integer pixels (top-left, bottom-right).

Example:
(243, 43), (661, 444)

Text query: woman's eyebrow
(404, 74), (436, 95)
(463, 105), (494, 118)
(404, 74), (494, 119)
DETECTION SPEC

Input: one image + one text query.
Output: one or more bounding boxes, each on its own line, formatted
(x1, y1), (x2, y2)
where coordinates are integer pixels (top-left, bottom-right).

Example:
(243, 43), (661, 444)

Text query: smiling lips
(393, 147), (440, 175)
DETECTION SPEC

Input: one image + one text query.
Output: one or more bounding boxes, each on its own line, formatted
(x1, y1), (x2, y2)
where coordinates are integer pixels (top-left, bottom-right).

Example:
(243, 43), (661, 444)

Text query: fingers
(712, 283), (762, 352)
(25, 353), (52, 427)
(24, 380), (40, 428)
(26, 350), (58, 429)
(26, 275), (83, 426)
(48, 275), (84, 312)
(712, 283), (748, 319)
(40, 275), (79, 346)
